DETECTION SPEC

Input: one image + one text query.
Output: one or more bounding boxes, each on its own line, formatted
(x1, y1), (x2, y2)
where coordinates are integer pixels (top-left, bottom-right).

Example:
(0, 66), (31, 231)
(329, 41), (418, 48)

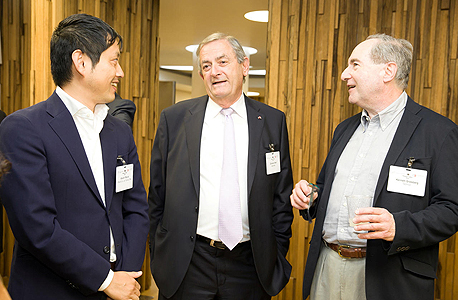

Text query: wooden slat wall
(267, 0), (458, 299)
(0, 0), (160, 290)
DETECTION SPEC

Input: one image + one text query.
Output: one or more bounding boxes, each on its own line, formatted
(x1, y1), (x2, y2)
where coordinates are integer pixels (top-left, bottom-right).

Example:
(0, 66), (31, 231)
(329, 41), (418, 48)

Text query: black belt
(110, 261), (116, 270)
(196, 235), (227, 250)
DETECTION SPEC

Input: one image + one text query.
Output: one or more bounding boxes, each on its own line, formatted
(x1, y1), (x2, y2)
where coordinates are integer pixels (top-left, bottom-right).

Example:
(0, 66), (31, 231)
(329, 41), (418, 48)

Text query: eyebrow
(201, 54), (230, 66)
(349, 58), (361, 64)
(216, 54), (229, 61)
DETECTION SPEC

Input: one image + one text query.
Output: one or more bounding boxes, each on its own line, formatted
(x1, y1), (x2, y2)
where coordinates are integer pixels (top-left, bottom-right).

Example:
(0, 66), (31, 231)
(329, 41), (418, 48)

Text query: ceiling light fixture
(247, 91), (260, 97)
(185, 45), (258, 56)
(248, 70), (266, 76)
(161, 65), (193, 71)
(185, 45), (198, 53)
(244, 10), (269, 23)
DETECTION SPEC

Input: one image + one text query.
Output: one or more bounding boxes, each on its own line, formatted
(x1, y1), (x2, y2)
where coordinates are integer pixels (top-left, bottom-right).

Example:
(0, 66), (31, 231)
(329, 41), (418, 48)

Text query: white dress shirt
(197, 94), (250, 242)
(56, 86), (114, 290)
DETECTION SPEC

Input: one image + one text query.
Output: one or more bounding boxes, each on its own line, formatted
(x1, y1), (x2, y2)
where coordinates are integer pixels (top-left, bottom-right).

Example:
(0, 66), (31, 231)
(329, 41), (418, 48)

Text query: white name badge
(387, 165), (427, 197)
(116, 164), (134, 193)
(266, 151), (281, 175)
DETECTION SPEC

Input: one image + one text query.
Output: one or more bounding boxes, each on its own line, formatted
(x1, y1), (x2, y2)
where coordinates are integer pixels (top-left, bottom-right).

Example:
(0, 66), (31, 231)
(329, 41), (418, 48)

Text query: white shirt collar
(361, 91), (407, 131)
(207, 93), (247, 120)
(56, 86), (109, 123)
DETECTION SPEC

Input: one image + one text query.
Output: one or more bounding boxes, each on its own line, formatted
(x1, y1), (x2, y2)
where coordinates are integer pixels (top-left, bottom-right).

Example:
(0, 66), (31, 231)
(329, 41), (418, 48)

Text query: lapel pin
(258, 116), (262, 120)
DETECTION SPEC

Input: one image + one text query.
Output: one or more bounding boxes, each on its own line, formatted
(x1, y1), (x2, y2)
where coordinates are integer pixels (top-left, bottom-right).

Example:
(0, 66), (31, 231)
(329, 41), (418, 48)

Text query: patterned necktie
(218, 108), (243, 250)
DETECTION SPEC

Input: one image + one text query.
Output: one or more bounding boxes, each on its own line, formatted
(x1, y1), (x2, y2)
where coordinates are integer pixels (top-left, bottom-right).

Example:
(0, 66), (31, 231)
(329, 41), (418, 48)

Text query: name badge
(116, 164), (134, 193)
(266, 151), (281, 175)
(387, 165), (427, 197)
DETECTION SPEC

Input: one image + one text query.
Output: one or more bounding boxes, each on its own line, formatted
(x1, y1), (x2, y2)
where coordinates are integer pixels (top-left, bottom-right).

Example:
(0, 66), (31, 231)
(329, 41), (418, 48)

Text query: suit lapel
(101, 117), (117, 209)
(245, 96), (264, 196)
(185, 96), (208, 195)
(315, 115), (360, 223)
(46, 93), (104, 205)
(324, 115), (361, 186)
(373, 97), (422, 205)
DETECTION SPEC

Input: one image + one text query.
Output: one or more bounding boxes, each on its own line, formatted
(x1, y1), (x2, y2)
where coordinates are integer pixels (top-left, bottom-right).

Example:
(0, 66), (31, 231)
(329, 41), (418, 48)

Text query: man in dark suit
(0, 109), (6, 254)
(291, 34), (458, 300)
(149, 33), (294, 299)
(0, 14), (149, 300)
(107, 93), (136, 128)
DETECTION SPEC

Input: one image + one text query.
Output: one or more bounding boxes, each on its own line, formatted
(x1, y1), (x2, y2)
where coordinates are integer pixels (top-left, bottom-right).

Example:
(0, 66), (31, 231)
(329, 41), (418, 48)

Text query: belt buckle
(337, 244), (350, 258)
(209, 239), (225, 250)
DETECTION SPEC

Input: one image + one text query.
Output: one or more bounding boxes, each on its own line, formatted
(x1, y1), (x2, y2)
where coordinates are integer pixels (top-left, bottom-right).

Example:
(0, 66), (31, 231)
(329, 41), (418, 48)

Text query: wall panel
(267, 0), (458, 299)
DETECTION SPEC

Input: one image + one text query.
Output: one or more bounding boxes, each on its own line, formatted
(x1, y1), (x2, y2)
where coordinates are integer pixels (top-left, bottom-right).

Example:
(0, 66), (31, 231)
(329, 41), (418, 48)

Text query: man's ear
(242, 57), (250, 77)
(383, 62), (397, 83)
(71, 49), (87, 76)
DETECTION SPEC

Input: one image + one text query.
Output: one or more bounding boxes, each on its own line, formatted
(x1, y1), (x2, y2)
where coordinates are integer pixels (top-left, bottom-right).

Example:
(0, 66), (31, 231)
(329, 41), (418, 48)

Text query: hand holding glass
(346, 195), (372, 233)
(306, 183), (319, 223)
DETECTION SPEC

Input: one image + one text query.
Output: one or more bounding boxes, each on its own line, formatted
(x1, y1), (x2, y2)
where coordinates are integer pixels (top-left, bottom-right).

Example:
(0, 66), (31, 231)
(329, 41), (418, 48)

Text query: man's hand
(353, 207), (396, 241)
(290, 180), (318, 210)
(104, 271), (142, 300)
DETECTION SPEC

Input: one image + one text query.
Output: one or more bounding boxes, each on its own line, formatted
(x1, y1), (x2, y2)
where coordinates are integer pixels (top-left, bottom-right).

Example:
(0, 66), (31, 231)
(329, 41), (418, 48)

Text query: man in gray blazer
(291, 34), (458, 300)
(149, 33), (294, 299)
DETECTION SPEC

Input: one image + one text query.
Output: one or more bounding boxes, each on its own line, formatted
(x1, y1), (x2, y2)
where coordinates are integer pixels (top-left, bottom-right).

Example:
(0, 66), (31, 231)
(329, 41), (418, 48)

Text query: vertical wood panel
(266, 0), (458, 299)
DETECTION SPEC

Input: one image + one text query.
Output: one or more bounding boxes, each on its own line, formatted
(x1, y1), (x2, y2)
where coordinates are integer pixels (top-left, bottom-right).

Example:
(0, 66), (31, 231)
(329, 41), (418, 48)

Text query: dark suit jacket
(107, 94), (136, 128)
(302, 97), (458, 300)
(0, 92), (149, 299)
(0, 109), (6, 254)
(149, 95), (294, 298)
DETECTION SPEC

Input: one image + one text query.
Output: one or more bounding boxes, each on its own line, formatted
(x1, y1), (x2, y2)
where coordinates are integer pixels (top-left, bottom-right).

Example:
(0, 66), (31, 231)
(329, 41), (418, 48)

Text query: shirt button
(190, 236), (194, 241)
(194, 206), (198, 212)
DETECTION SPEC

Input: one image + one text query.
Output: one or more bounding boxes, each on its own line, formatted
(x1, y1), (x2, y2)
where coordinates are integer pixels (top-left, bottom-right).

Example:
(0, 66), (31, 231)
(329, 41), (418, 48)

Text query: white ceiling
(159, 0), (269, 73)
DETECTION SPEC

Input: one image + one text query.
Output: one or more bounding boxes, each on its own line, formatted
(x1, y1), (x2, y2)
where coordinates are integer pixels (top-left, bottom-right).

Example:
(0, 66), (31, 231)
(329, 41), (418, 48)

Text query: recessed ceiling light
(185, 45), (198, 53)
(161, 65), (193, 71)
(248, 70), (266, 76)
(247, 92), (260, 97)
(243, 46), (257, 55)
(185, 45), (257, 56)
(244, 10), (269, 23)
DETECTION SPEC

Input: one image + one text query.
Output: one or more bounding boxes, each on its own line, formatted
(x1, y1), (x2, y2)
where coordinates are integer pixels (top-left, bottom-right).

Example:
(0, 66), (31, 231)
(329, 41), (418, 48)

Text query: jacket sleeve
(271, 113), (294, 256)
(148, 111), (168, 261)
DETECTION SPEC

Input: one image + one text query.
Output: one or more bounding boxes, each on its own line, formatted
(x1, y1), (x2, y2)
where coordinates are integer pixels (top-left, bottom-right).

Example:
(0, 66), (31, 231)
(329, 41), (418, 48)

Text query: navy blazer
(301, 97), (458, 300)
(0, 92), (149, 299)
(149, 95), (294, 297)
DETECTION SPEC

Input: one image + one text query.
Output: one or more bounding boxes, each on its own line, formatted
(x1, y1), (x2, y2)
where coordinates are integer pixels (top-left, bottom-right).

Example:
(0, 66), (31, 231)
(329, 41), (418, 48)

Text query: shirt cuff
(98, 269), (114, 291)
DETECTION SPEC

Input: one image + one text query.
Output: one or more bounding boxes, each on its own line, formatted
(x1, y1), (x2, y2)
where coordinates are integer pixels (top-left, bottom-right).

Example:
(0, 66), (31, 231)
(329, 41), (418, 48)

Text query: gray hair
(196, 32), (247, 76)
(366, 33), (413, 89)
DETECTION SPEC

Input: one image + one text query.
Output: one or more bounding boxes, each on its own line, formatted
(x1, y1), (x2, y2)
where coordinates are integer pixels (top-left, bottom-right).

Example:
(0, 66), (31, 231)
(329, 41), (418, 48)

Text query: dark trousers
(159, 237), (270, 300)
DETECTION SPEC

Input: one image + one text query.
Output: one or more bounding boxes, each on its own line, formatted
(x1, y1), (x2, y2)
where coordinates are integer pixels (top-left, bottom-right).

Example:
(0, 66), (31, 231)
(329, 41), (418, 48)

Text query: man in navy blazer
(149, 33), (294, 299)
(0, 14), (149, 300)
(291, 34), (458, 300)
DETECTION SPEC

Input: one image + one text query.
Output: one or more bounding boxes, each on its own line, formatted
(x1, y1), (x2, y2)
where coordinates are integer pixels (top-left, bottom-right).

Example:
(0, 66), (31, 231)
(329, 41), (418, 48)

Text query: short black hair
(50, 13), (122, 87)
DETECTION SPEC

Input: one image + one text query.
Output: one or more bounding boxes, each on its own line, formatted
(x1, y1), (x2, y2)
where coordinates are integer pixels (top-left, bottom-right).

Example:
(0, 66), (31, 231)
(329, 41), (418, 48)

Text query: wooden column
(266, 0), (458, 299)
